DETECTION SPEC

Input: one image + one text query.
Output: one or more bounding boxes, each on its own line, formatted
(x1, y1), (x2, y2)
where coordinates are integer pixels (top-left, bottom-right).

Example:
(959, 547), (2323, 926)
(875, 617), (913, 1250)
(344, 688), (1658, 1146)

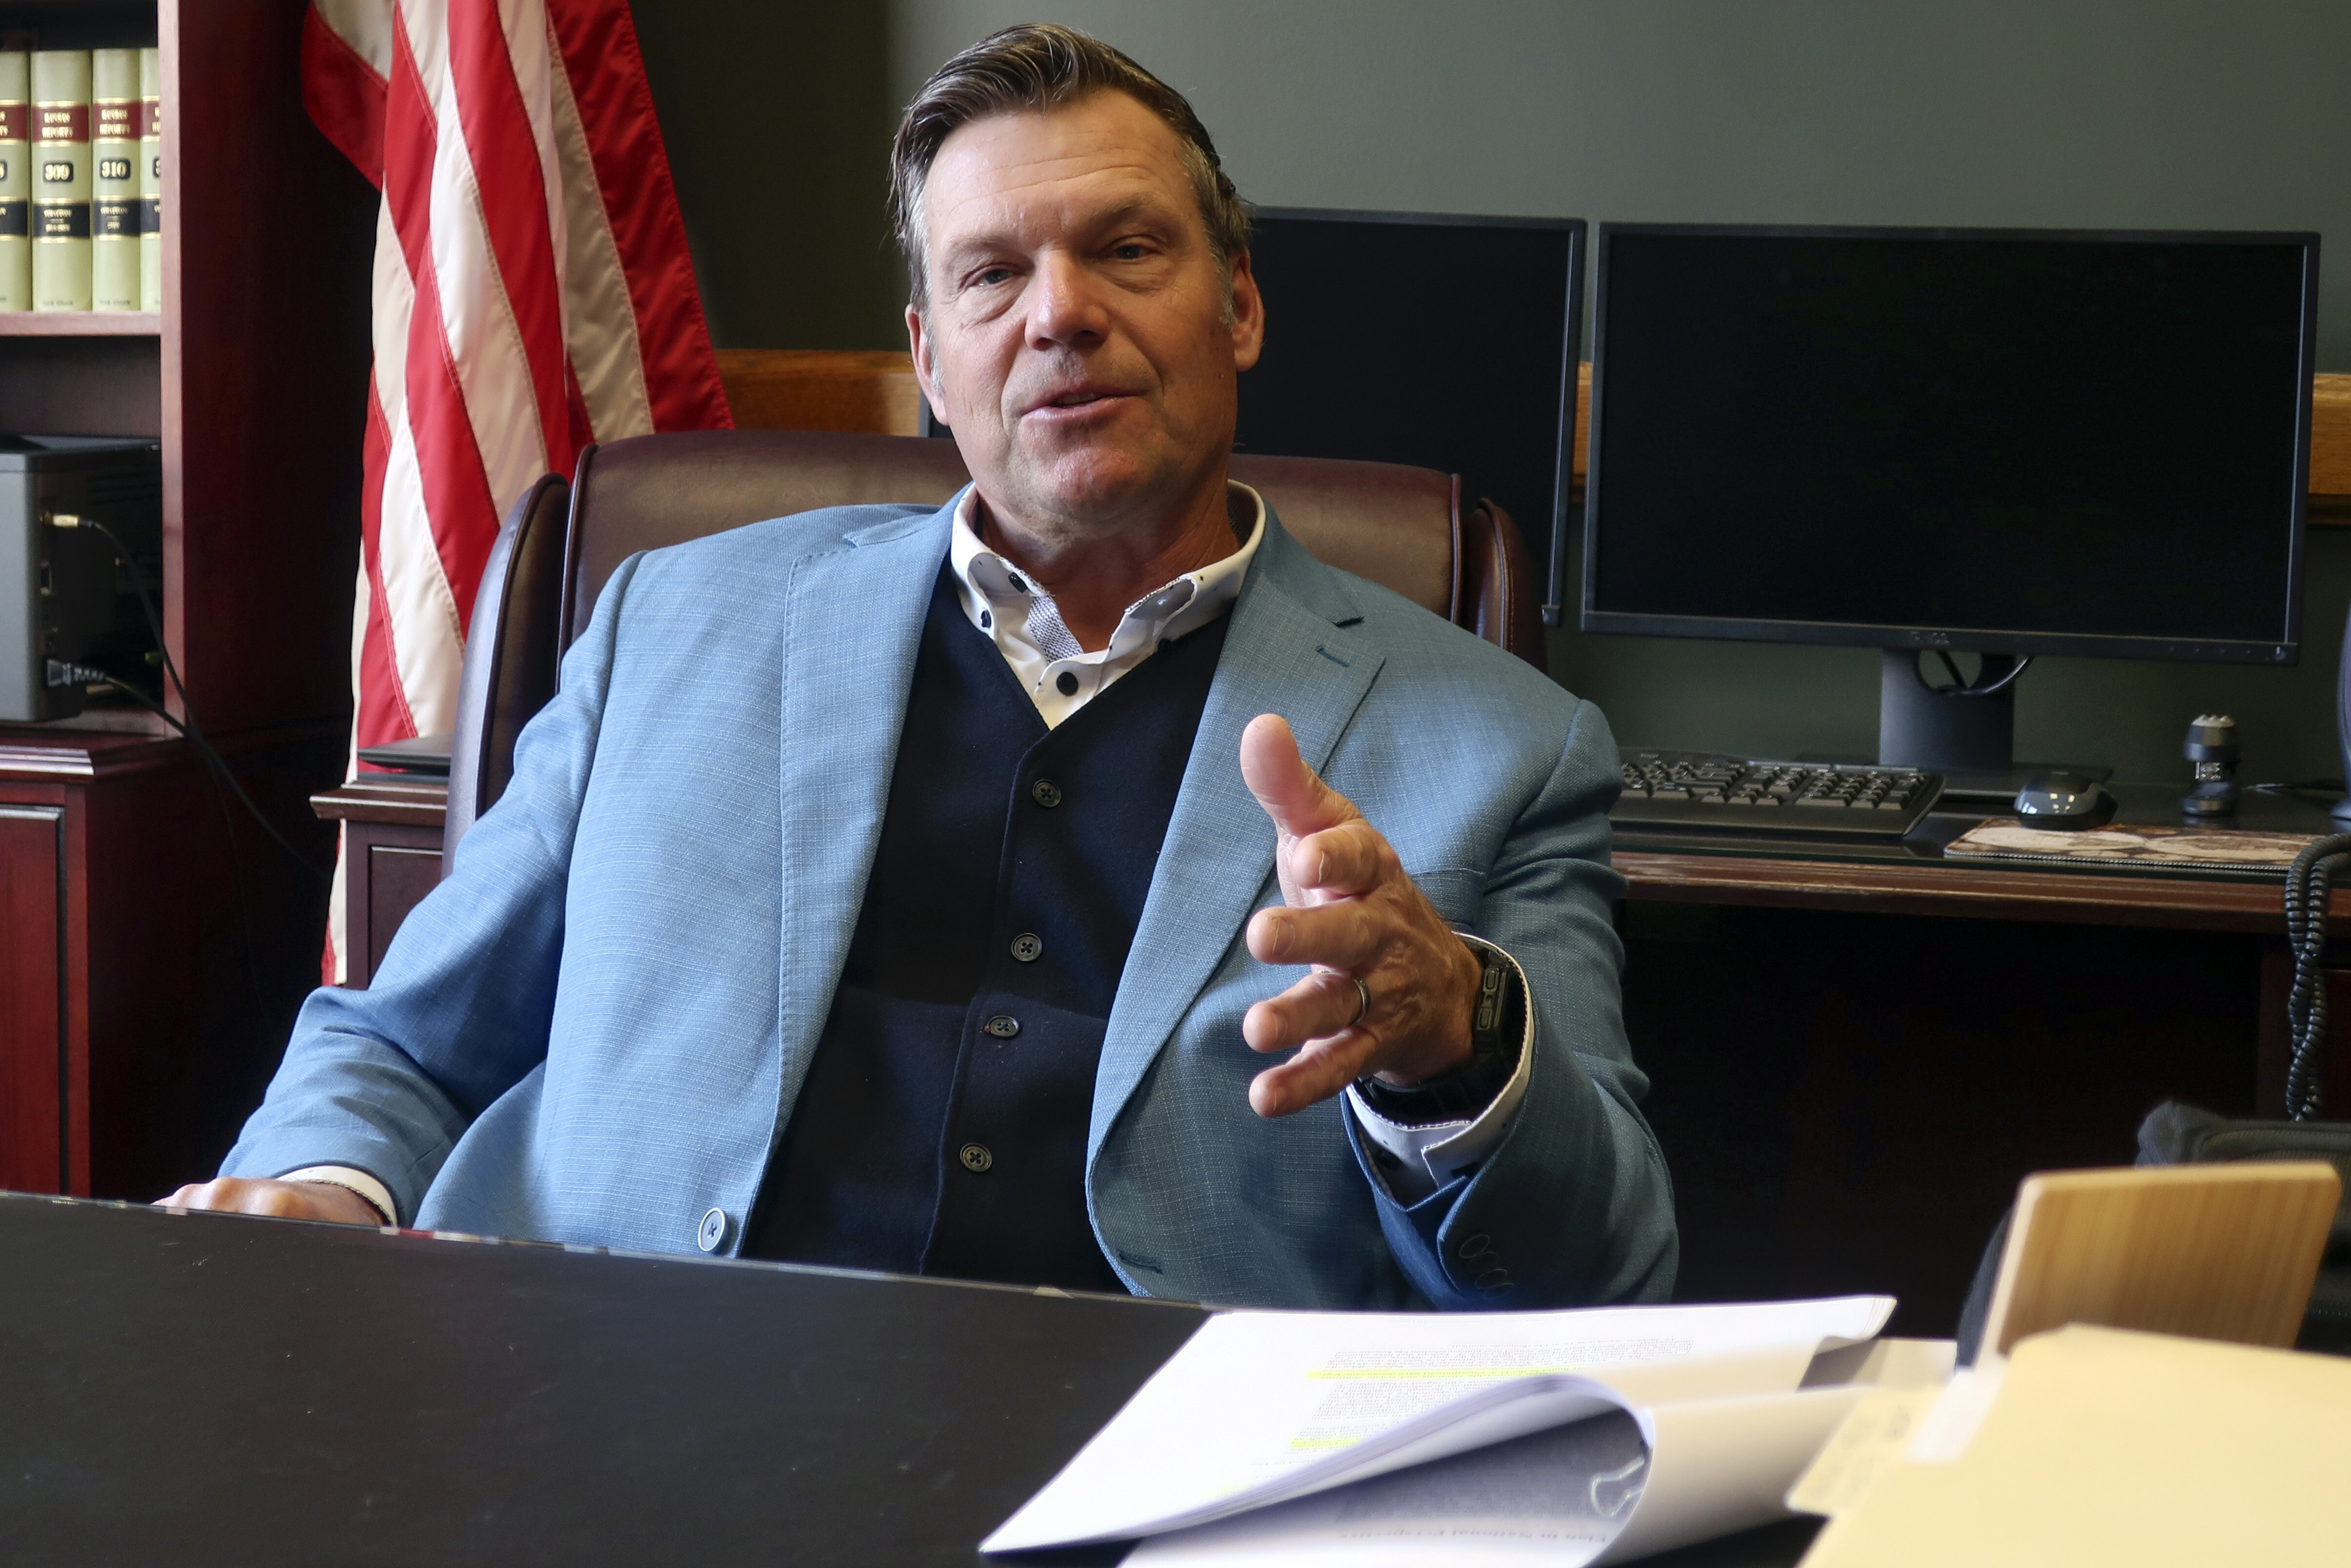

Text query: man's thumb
(1239, 713), (1331, 836)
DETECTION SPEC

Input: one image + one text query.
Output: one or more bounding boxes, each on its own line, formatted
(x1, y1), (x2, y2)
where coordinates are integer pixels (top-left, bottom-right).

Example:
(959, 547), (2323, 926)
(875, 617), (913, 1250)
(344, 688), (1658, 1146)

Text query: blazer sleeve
(1343, 696), (1680, 1308)
(218, 554), (647, 1223)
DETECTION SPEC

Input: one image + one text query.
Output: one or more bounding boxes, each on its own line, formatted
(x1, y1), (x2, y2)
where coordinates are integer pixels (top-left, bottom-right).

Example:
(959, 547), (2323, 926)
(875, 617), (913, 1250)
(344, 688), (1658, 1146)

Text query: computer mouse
(2014, 770), (2117, 830)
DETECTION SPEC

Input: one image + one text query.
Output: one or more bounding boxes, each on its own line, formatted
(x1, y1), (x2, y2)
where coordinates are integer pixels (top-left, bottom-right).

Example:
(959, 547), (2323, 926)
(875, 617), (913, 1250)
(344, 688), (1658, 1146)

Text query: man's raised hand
(1238, 713), (1483, 1117)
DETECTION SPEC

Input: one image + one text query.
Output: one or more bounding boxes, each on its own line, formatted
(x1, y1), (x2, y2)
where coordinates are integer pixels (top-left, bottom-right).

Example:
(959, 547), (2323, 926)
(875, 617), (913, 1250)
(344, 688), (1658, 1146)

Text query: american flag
(300, 0), (732, 980)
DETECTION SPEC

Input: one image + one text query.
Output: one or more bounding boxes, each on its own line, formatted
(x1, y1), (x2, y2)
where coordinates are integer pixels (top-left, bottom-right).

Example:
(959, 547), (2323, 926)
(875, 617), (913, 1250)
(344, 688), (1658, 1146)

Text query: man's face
(907, 91), (1264, 535)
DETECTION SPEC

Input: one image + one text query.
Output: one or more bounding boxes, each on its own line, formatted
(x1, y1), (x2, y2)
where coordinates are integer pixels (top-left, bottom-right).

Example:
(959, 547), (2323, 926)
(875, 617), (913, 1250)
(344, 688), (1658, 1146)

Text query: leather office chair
(444, 429), (1547, 863)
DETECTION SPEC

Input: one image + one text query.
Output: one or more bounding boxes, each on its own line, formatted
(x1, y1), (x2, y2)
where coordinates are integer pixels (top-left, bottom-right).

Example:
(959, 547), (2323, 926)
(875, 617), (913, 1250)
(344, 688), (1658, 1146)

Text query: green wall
(649, 1), (2351, 785)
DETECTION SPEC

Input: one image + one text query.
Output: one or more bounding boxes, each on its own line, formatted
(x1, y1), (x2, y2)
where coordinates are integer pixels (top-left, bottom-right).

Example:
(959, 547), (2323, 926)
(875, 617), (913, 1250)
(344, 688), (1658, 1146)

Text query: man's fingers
(1243, 969), (1366, 1055)
(1239, 714), (1360, 842)
(1250, 1032), (1376, 1118)
(1247, 900), (1379, 970)
(151, 1177), (376, 1226)
(1287, 821), (1389, 898)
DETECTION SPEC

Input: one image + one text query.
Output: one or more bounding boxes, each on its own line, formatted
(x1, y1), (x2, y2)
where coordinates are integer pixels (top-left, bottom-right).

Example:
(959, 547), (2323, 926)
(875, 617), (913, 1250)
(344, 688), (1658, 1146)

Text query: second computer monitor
(1581, 222), (2317, 781)
(1236, 209), (1584, 612)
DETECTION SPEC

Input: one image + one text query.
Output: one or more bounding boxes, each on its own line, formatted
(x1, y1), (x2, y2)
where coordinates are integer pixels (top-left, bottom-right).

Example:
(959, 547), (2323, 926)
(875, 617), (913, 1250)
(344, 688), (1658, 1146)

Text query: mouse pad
(1945, 820), (2315, 873)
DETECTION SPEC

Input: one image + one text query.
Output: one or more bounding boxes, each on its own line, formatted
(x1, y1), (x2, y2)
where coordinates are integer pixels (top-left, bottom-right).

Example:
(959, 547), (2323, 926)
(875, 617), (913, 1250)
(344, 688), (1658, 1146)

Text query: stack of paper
(984, 1296), (1922, 1565)
(1793, 1323), (2351, 1568)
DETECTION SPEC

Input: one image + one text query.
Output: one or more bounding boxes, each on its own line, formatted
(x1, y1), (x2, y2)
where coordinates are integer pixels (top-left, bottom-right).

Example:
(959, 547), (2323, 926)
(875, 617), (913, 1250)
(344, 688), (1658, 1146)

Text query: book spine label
(91, 49), (136, 309)
(137, 46), (159, 311)
(0, 53), (26, 310)
(36, 102), (87, 143)
(31, 51), (90, 311)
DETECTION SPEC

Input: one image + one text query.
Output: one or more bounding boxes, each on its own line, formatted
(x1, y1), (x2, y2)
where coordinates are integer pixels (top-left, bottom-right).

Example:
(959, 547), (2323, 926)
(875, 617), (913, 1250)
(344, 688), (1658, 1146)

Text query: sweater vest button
(959, 1143), (994, 1174)
(983, 1014), (1021, 1040)
(1030, 778), (1063, 808)
(1010, 932), (1043, 963)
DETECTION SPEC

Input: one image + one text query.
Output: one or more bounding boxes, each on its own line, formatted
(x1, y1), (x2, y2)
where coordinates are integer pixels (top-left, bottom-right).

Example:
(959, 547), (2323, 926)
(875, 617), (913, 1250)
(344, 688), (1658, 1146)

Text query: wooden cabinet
(311, 777), (447, 989)
(0, 0), (374, 1198)
(0, 801), (63, 1193)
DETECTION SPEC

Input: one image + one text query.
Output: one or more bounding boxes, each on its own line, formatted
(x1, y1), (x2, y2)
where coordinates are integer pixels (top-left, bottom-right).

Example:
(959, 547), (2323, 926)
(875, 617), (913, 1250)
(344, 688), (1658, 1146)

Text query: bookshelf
(0, 0), (374, 1200)
(0, 310), (159, 335)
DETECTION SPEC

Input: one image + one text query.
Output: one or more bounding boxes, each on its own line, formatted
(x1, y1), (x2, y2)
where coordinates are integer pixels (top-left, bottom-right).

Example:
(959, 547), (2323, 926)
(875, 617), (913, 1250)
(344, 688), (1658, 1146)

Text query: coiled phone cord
(2282, 832), (2351, 1120)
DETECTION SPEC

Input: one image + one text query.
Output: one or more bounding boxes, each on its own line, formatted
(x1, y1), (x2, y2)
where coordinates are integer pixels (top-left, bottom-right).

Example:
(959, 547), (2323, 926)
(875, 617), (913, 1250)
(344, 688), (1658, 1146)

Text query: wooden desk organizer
(1980, 1161), (2341, 1356)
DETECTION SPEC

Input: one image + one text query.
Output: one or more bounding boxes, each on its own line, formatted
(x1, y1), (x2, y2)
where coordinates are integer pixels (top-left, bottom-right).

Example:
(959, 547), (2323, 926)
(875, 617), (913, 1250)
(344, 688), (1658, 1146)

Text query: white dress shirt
(946, 482), (1264, 727)
(290, 480), (1527, 1222)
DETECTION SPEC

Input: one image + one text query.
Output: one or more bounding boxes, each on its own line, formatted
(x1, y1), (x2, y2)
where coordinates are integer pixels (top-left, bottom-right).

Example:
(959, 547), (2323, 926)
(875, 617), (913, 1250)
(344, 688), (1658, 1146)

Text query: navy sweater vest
(743, 566), (1229, 1290)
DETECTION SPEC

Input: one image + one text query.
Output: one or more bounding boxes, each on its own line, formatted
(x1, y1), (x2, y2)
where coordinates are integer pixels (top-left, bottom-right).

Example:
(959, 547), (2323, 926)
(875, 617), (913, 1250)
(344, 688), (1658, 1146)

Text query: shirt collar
(946, 482), (1264, 666)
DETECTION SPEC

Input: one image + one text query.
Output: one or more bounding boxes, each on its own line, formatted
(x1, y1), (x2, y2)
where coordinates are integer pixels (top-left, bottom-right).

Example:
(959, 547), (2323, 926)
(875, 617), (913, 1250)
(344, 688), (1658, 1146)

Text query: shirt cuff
(1344, 937), (1535, 1204)
(277, 1165), (397, 1226)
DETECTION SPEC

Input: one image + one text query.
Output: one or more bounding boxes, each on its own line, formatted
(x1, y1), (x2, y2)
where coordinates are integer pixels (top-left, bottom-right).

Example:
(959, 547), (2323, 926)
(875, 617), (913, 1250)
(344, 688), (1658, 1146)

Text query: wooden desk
(316, 775), (2350, 1339)
(318, 775), (2351, 1121)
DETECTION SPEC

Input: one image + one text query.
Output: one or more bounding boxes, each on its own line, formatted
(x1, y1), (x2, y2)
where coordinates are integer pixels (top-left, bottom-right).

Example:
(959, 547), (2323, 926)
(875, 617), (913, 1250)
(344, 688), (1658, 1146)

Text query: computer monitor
(1581, 223), (2319, 791)
(1235, 208), (1585, 617)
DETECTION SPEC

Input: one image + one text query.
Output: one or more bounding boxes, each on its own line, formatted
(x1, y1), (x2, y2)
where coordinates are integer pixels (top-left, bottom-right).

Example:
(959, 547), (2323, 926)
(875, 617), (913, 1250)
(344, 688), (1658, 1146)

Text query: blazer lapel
(774, 498), (958, 1110)
(1091, 515), (1383, 1156)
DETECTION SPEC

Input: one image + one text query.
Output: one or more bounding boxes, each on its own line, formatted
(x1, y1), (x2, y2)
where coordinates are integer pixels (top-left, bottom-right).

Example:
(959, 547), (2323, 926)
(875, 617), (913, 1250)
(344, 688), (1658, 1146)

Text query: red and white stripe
(303, 0), (731, 980)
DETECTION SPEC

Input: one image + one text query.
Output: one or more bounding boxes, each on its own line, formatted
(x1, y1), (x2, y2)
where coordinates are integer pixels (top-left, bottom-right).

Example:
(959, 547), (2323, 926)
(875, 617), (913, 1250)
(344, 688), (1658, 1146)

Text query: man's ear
(1228, 249), (1264, 374)
(906, 304), (940, 402)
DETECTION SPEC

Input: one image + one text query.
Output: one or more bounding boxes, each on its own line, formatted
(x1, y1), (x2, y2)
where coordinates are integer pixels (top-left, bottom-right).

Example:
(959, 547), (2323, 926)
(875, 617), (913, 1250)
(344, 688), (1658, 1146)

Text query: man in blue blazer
(173, 24), (1674, 1311)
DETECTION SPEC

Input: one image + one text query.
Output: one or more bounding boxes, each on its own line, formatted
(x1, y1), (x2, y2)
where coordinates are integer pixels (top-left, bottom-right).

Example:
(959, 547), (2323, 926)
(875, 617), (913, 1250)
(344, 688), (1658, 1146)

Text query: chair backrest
(444, 429), (1546, 862)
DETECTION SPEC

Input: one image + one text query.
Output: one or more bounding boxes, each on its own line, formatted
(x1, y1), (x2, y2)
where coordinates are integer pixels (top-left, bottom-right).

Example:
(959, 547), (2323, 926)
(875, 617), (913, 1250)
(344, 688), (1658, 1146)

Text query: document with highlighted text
(983, 1295), (1906, 1565)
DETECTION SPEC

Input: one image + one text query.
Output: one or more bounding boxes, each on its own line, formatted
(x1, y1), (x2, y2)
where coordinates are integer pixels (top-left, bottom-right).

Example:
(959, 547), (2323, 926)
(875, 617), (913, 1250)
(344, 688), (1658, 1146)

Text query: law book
(0, 52), (28, 311)
(89, 48), (136, 310)
(982, 1295), (1927, 1566)
(137, 45), (158, 312)
(30, 49), (89, 311)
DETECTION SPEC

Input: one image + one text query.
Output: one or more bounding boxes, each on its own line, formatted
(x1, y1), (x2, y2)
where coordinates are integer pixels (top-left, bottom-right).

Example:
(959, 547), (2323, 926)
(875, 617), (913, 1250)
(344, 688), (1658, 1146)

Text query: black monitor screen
(1236, 210), (1582, 598)
(1582, 226), (2316, 661)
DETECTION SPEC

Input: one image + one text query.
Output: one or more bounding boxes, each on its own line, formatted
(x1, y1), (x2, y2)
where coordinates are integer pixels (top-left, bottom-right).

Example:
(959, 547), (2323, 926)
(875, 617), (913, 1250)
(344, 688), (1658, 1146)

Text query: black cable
(98, 673), (270, 1017)
(2281, 832), (2351, 1121)
(91, 676), (327, 884)
(1920, 649), (2033, 698)
(54, 514), (329, 886)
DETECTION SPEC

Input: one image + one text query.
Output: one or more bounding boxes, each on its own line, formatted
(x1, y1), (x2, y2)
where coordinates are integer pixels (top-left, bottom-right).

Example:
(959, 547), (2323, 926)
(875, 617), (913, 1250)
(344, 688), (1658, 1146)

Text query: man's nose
(1027, 251), (1110, 349)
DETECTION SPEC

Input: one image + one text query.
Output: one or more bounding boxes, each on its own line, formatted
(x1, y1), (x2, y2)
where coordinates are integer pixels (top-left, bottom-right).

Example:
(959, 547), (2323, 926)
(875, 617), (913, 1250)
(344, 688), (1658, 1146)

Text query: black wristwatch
(1353, 940), (1525, 1125)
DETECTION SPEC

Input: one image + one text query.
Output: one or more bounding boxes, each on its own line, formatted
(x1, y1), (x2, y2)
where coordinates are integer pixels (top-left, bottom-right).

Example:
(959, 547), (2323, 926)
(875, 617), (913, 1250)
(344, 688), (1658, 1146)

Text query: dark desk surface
(3, 1194), (1823, 1567)
(1, 1195), (1201, 1566)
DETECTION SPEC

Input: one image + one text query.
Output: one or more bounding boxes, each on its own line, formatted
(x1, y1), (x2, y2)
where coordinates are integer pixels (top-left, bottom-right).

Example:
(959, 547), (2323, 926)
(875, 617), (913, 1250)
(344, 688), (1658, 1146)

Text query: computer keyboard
(1610, 748), (1946, 840)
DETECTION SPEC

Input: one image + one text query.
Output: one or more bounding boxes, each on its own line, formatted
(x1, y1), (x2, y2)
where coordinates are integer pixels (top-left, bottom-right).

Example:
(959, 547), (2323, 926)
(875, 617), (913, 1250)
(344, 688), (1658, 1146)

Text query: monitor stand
(1874, 649), (2110, 801)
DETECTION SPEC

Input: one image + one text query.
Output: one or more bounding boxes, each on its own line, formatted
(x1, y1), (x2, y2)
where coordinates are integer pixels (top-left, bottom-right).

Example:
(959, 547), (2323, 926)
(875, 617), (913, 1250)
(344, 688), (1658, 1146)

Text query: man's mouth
(1027, 385), (1134, 415)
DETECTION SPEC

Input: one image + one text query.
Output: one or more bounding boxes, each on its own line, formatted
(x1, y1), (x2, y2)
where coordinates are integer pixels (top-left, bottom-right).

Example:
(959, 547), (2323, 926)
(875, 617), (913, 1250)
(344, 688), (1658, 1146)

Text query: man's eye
(1112, 244), (1148, 261)
(974, 266), (1014, 287)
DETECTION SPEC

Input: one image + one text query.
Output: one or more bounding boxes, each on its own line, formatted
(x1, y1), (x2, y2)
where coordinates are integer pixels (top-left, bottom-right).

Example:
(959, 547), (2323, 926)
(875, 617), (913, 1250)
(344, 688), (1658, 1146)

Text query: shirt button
(983, 1014), (1021, 1040)
(1056, 670), (1079, 696)
(1010, 932), (1043, 963)
(696, 1207), (729, 1253)
(1030, 778), (1063, 808)
(959, 1143), (994, 1174)
(979, 609), (992, 629)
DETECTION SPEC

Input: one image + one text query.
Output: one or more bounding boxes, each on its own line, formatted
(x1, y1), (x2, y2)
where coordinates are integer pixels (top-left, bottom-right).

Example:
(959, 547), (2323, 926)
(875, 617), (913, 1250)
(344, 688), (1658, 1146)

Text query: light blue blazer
(227, 496), (1676, 1310)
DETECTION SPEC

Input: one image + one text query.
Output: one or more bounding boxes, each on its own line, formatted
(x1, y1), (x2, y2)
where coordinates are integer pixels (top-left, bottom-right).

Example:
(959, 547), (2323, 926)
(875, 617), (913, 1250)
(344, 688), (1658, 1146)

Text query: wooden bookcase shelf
(0, 310), (162, 336)
(0, 0), (375, 1201)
